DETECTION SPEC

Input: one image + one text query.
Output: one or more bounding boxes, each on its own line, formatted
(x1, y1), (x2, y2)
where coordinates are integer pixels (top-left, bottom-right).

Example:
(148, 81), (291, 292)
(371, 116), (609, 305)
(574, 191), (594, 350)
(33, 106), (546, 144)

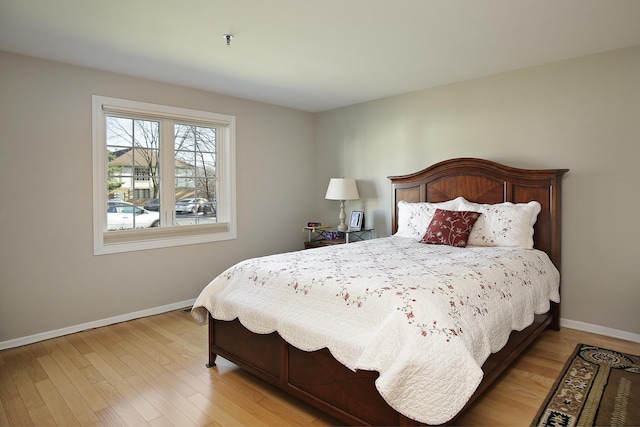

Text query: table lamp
(325, 178), (359, 232)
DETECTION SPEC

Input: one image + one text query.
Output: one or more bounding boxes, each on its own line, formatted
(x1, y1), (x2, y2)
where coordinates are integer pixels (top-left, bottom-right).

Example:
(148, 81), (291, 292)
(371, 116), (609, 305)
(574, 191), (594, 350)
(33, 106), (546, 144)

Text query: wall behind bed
(315, 44), (640, 339)
(0, 51), (316, 346)
(1, 45), (638, 347)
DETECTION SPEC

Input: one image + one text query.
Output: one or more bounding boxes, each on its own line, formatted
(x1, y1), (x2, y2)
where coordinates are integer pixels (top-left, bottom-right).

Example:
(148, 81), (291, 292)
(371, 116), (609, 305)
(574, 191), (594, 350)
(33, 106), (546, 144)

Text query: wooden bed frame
(205, 158), (569, 426)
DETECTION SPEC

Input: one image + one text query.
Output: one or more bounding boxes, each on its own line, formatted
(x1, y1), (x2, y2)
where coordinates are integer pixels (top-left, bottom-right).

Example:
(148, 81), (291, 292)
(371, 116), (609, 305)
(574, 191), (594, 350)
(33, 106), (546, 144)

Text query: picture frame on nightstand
(349, 210), (364, 231)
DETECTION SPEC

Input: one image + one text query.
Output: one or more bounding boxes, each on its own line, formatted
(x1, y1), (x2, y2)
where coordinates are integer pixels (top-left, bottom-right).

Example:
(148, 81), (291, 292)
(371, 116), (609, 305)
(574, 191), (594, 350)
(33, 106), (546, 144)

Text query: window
(92, 95), (236, 254)
(134, 167), (151, 181)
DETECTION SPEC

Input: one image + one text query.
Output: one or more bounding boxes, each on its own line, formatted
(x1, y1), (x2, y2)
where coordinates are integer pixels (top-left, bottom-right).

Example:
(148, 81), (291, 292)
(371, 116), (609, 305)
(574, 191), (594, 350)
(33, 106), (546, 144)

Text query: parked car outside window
(107, 201), (160, 230)
(175, 198), (214, 214)
(143, 198), (160, 211)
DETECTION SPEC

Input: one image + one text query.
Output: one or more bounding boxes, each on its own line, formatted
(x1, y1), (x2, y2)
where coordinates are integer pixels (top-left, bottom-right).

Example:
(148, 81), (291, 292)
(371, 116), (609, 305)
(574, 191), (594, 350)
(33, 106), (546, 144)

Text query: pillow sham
(458, 199), (542, 248)
(420, 209), (482, 247)
(394, 197), (463, 239)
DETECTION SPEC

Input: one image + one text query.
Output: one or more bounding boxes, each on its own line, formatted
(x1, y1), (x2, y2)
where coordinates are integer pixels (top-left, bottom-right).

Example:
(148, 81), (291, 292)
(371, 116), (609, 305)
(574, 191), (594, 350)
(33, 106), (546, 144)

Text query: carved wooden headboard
(388, 158), (569, 270)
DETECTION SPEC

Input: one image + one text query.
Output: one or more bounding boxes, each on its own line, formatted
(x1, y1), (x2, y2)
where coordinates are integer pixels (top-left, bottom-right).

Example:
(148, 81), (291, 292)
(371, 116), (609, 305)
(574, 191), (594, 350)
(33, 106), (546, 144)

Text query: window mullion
(217, 122), (235, 226)
(160, 119), (176, 227)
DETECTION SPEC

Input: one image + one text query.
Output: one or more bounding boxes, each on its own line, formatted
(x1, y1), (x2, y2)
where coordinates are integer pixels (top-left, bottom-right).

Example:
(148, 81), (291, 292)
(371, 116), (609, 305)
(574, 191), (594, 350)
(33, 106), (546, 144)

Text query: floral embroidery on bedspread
(216, 237), (558, 344)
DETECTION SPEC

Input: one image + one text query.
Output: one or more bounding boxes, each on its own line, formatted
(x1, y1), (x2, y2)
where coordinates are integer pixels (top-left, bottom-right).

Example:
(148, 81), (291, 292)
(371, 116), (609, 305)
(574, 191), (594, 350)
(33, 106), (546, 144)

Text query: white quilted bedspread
(192, 236), (559, 424)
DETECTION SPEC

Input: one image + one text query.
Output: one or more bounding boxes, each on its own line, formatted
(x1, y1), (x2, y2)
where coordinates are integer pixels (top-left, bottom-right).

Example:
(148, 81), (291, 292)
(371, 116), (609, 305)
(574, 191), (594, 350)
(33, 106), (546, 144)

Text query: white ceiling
(2, 0), (640, 112)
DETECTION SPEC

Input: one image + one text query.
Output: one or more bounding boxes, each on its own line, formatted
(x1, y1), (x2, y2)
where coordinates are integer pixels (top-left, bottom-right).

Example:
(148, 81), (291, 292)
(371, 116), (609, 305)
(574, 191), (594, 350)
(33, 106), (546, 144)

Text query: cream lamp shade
(325, 178), (359, 232)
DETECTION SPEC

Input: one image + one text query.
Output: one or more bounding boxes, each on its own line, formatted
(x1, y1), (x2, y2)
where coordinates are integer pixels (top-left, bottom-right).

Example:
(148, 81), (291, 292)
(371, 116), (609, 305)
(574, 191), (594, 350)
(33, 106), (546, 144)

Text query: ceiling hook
(223, 34), (234, 46)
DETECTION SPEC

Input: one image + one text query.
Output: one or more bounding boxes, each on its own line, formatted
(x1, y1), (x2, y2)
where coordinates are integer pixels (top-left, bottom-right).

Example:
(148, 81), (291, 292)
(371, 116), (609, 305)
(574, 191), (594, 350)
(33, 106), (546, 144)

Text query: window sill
(95, 223), (235, 255)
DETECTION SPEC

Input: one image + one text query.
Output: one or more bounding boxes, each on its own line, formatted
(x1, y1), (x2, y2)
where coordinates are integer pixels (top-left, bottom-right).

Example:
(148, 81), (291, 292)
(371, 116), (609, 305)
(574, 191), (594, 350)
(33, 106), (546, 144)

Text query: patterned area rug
(532, 344), (640, 427)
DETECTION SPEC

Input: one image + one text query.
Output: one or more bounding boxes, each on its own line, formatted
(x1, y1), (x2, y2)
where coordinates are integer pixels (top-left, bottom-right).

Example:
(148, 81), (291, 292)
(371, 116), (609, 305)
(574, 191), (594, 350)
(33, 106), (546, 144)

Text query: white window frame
(92, 95), (236, 255)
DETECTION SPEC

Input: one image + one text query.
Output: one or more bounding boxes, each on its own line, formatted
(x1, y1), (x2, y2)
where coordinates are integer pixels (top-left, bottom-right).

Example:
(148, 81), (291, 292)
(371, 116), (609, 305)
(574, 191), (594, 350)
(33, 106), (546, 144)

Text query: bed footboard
(207, 315), (418, 425)
(207, 311), (553, 426)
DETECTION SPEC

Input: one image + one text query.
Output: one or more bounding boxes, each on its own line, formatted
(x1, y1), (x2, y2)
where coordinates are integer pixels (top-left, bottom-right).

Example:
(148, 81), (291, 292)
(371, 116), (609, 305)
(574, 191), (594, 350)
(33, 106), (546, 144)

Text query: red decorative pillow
(420, 209), (482, 247)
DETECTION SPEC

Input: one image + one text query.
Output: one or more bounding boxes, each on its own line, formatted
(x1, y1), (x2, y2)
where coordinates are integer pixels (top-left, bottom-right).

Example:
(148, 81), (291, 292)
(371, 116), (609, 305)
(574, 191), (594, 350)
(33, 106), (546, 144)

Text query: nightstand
(303, 227), (374, 249)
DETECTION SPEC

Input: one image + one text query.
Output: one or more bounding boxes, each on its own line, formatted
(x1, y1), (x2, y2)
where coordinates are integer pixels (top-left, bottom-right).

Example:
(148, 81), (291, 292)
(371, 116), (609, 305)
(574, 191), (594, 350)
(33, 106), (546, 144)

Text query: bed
(192, 157), (568, 425)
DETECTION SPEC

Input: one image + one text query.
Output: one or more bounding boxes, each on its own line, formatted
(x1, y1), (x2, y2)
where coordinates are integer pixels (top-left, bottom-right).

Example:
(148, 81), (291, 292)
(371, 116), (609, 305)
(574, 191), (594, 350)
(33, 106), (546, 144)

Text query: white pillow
(395, 197), (463, 239)
(458, 199), (542, 248)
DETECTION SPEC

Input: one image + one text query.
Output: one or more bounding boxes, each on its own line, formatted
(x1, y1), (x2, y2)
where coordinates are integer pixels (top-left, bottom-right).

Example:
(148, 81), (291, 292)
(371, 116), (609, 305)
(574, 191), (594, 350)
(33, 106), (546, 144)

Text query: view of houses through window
(106, 116), (218, 230)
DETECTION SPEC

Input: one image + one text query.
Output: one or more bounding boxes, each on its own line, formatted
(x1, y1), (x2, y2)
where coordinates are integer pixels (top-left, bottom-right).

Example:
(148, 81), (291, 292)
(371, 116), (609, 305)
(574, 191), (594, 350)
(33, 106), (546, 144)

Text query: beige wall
(2, 44), (639, 345)
(315, 45), (640, 336)
(0, 51), (315, 343)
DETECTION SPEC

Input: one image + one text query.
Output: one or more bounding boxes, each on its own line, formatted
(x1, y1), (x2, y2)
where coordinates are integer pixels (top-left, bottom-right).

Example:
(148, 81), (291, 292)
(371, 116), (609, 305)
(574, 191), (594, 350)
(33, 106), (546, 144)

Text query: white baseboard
(0, 299), (196, 351)
(561, 318), (640, 343)
(2, 307), (638, 351)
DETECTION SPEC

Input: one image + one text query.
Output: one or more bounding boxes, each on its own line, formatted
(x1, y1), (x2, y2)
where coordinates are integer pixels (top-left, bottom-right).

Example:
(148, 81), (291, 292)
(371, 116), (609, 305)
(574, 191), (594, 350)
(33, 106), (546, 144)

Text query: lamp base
(337, 200), (348, 232)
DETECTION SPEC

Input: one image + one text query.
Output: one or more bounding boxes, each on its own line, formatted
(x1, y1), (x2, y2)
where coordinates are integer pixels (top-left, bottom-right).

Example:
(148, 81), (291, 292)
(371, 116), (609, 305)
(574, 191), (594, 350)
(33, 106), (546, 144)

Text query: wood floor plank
(30, 339), (57, 359)
(0, 397), (10, 426)
(36, 354), (99, 426)
(92, 405), (128, 426)
(55, 336), (92, 371)
(137, 317), (202, 355)
(187, 392), (252, 427)
(115, 325), (177, 370)
(1, 349), (18, 367)
(80, 332), (136, 380)
(27, 404), (57, 426)
(0, 377), (34, 426)
(171, 365), (277, 426)
(12, 345), (36, 367)
(89, 324), (128, 359)
(164, 311), (208, 342)
(116, 340), (197, 400)
(79, 363), (106, 386)
(124, 375), (198, 427)
(226, 367), (334, 426)
(0, 351), (17, 385)
(9, 363), (45, 411)
(1, 310), (639, 426)
(22, 342), (46, 360)
(17, 346), (50, 384)
(34, 379), (80, 426)
(119, 318), (171, 345)
(0, 368), (11, 387)
(48, 344), (109, 413)
(65, 332), (95, 356)
(92, 379), (152, 426)
(84, 353), (159, 423)
(117, 346), (217, 426)
(147, 415), (173, 427)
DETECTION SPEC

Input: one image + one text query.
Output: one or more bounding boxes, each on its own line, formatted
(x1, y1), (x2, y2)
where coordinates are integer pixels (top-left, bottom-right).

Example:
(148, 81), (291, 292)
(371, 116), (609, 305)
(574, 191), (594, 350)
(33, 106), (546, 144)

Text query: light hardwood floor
(1, 309), (638, 426)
